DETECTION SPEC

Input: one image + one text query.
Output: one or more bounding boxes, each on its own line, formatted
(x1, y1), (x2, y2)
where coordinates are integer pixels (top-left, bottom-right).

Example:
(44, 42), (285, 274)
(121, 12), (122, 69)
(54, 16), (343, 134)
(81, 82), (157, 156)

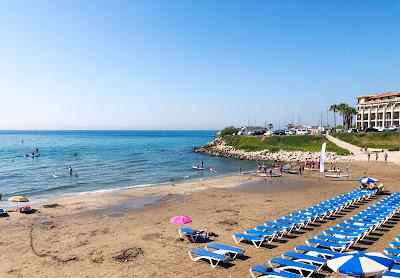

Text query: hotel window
(370, 113), (376, 120)
(363, 114), (369, 120)
(378, 113), (383, 120)
(394, 112), (399, 119)
(386, 112), (392, 119)
(357, 114), (361, 120)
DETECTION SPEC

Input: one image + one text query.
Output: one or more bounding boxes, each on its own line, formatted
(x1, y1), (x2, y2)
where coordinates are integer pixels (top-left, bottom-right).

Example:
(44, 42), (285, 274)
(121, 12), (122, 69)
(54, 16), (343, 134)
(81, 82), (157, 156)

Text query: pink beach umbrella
(170, 215), (192, 225)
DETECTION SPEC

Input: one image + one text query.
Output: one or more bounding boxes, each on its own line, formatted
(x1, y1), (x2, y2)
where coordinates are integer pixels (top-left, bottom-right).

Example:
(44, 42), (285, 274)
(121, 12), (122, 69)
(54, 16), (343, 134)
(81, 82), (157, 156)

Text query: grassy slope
(223, 135), (350, 155)
(332, 132), (400, 150)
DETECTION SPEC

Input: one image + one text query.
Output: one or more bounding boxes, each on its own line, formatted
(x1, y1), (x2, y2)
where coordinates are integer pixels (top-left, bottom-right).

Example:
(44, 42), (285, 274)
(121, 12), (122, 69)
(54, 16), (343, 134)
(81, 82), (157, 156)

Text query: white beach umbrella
(327, 251), (394, 277)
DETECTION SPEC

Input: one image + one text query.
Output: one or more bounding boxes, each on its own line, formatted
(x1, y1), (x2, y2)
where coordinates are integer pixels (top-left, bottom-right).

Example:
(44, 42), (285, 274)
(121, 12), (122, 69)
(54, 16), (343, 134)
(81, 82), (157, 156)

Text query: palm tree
(329, 104), (338, 130)
(268, 123), (273, 131)
(342, 106), (357, 129)
(337, 103), (348, 128)
(287, 123), (294, 129)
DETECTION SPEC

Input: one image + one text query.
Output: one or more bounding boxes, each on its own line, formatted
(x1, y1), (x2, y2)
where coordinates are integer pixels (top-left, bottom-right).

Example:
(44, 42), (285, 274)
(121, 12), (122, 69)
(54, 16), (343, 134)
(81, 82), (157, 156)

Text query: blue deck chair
(205, 243), (244, 260)
(268, 257), (317, 278)
(250, 265), (300, 278)
(179, 227), (200, 242)
(383, 271), (400, 278)
(306, 238), (350, 252)
(294, 245), (340, 259)
(281, 251), (327, 270)
(188, 248), (230, 268)
(233, 233), (270, 248)
(385, 248), (400, 257)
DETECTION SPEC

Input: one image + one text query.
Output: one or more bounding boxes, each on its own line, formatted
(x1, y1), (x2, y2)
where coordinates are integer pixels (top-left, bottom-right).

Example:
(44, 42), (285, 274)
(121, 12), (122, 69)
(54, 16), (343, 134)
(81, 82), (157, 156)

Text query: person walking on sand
(375, 152), (379, 161)
(384, 152), (388, 162)
(367, 152), (371, 162)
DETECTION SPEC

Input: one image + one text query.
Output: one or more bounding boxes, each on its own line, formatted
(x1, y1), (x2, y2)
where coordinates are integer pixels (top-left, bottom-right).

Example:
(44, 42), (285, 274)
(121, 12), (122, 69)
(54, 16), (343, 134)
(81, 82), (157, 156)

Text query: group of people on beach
(366, 151), (388, 162)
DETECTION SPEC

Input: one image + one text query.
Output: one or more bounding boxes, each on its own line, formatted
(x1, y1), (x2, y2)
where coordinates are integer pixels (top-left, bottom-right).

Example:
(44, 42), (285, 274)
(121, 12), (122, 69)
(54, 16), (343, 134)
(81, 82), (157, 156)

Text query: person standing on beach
(375, 152), (379, 161)
(384, 152), (388, 162)
(367, 153), (371, 162)
(0, 192), (2, 201)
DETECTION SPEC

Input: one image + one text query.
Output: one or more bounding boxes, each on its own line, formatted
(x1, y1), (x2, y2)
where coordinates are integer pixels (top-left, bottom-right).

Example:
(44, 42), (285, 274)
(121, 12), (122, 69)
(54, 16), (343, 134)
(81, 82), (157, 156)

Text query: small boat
(325, 174), (350, 179)
(209, 167), (217, 173)
(259, 173), (282, 178)
(192, 166), (204, 170)
(24, 153), (40, 158)
(283, 169), (299, 174)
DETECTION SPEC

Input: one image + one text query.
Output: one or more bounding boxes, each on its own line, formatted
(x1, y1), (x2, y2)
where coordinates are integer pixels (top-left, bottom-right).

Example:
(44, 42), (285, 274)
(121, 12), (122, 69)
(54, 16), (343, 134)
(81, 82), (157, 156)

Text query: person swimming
(69, 166), (73, 175)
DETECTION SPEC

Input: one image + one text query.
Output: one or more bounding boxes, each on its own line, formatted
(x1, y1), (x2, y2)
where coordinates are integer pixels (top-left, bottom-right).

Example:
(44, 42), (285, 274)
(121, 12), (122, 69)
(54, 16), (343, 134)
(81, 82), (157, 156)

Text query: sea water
(0, 130), (257, 197)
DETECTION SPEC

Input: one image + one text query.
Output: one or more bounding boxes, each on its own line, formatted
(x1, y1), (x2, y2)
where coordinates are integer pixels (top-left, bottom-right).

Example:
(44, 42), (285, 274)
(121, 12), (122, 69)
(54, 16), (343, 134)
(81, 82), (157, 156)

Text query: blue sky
(0, 0), (399, 130)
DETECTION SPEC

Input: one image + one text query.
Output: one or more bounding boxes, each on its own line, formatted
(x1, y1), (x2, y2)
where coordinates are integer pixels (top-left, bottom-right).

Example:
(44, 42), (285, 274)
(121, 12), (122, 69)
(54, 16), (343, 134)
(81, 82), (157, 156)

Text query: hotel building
(356, 92), (400, 130)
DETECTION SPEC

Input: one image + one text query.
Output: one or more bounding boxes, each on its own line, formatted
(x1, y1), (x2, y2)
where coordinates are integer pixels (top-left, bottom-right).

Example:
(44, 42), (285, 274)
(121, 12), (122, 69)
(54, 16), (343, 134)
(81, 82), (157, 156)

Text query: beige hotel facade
(356, 92), (400, 130)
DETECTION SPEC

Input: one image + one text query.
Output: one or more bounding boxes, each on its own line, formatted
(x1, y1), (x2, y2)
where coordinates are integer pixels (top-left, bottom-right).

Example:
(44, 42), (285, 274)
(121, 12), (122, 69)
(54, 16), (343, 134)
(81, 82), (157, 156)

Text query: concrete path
(325, 134), (363, 155)
(326, 133), (400, 165)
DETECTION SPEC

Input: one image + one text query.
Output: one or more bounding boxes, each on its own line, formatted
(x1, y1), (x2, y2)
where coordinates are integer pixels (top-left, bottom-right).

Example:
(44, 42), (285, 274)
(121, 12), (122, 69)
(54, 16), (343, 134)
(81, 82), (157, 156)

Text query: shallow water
(0, 130), (257, 198)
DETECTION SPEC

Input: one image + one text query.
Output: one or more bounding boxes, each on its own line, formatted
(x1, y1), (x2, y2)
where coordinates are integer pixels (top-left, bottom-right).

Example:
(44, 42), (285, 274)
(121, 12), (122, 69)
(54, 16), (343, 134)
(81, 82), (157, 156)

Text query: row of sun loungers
(251, 192), (400, 278)
(234, 189), (376, 249)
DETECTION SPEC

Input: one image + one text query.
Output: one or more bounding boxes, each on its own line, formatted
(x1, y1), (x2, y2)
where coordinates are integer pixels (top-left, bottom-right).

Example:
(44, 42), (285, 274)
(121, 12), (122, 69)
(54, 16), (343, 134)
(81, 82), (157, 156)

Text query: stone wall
(194, 138), (352, 163)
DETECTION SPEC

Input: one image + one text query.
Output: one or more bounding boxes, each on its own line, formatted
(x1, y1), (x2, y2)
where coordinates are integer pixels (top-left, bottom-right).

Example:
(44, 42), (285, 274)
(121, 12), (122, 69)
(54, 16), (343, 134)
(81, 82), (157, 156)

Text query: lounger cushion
(190, 249), (226, 260)
(270, 257), (317, 271)
(207, 243), (244, 254)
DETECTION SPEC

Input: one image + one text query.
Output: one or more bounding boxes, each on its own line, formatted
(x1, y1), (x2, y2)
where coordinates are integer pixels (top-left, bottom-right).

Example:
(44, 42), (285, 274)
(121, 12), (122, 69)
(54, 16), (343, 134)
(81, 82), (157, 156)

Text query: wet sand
(0, 160), (399, 277)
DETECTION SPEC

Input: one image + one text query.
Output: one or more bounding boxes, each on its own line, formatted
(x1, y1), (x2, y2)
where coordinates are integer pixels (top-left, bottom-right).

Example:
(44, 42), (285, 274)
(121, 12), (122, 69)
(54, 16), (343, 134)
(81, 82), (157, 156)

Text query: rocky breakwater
(194, 138), (351, 162)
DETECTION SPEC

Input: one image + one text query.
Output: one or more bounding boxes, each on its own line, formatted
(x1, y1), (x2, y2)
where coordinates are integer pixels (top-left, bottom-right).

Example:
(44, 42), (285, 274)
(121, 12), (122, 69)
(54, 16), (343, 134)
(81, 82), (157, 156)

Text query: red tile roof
(368, 92), (400, 99)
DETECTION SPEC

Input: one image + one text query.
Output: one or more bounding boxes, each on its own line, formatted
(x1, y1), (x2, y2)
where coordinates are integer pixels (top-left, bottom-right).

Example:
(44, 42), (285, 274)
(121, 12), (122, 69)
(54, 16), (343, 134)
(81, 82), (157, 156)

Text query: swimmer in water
(69, 166), (73, 175)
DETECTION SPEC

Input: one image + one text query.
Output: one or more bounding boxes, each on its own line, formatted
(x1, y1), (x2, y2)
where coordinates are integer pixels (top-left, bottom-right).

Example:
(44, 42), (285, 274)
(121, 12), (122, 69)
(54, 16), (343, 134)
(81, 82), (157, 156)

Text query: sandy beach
(1, 160), (400, 278)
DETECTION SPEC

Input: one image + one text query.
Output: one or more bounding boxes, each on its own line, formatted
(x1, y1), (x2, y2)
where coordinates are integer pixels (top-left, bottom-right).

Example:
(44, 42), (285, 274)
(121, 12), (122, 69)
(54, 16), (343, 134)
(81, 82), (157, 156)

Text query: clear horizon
(1, 1), (399, 130)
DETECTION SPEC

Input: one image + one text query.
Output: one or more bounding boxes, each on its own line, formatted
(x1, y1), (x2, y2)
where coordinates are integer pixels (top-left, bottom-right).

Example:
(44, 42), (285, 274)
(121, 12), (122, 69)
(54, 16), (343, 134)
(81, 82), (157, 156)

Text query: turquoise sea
(0, 130), (257, 198)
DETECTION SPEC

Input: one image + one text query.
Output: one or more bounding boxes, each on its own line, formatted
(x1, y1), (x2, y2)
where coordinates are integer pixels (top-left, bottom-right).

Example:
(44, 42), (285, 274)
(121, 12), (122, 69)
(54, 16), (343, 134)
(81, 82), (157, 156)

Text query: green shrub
(220, 126), (240, 136)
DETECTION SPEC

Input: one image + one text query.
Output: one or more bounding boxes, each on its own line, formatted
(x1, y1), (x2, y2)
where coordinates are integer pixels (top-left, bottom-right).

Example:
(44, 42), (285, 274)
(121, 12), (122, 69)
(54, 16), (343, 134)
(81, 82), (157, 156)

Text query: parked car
(251, 130), (265, 136)
(388, 126), (400, 132)
(296, 129), (309, 135)
(273, 130), (286, 136)
(285, 130), (295, 135)
(365, 127), (378, 132)
(347, 128), (358, 133)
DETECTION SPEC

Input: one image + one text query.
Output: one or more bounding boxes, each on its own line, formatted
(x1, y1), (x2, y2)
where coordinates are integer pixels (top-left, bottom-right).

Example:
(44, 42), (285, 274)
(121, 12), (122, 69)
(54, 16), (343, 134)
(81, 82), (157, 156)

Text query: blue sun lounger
(268, 257), (317, 278)
(385, 248), (400, 257)
(0, 208), (8, 217)
(294, 245), (341, 259)
(315, 234), (355, 244)
(383, 271), (400, 278)
(306, 238), (350, 252)
(391, 242), (400, 249)
(250, 265), (300, 278)
(179, 227), (201, 242)
(233, 233), (271, 248)
(205, 243), (244, 260)
(281, 251), (327, 270)
(188, 248), (230, 268)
